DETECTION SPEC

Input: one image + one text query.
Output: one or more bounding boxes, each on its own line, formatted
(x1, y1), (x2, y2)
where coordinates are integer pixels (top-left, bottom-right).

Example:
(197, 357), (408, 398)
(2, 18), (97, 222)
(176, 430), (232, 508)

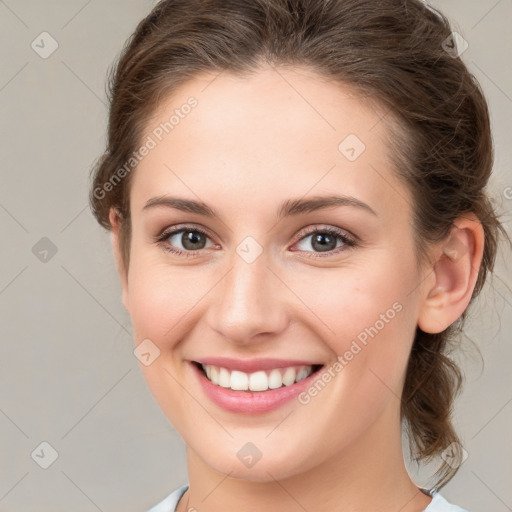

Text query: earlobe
(109, 207), (129, 311)
(417, 213), (485, 334)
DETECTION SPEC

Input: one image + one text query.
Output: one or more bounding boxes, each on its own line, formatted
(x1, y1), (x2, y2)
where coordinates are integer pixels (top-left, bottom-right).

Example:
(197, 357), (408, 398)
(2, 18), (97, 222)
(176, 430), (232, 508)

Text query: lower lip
(190, 362), (323, 414)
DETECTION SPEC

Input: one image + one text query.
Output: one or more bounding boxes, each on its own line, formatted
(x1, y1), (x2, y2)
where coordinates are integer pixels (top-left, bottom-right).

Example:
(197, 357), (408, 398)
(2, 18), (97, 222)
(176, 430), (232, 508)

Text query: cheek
(288, 256), (413, 343)
(126, 262), (203, 427)
(126, 260), (205, 344)
(286, 254), (418, 392)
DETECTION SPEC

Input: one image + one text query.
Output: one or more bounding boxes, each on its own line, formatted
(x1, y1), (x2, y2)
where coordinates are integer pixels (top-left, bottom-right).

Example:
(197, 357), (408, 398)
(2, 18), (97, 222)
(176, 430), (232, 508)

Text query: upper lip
(192, 357), (324, 373)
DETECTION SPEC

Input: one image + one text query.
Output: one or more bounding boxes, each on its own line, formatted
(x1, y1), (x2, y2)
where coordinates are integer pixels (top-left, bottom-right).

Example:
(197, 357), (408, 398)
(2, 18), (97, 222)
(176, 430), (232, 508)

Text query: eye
(154, 224), (357, 259)
(155, 225), (217, 257)
(291, 226), (357, 258)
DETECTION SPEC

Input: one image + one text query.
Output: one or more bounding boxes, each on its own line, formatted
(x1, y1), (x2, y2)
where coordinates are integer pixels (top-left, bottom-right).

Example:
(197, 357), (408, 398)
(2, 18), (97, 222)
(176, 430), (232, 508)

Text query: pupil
(313, 233), (336, 252)
(183, 231), (205, 250)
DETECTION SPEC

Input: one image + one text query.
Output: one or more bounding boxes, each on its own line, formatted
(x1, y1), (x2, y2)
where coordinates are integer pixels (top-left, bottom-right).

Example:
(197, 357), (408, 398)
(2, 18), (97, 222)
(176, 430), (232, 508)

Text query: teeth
(218, 367), (230, 388)
(231, 370), (249, 390)
(268, 369), (283, 389)
(282, 367), (296, 386)
(201, 364), (315, 392)
(249, 371), (268, 391)
(296, 367), (310, 382)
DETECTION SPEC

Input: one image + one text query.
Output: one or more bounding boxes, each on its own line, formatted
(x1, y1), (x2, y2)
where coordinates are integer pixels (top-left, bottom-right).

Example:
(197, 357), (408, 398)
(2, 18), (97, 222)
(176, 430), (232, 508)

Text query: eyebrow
(142, 194), (378, 218)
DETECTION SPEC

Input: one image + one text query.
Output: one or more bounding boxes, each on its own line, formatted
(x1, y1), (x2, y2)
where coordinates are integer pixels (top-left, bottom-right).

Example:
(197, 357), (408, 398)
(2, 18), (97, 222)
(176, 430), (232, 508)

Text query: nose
(205, 248), (289, 346)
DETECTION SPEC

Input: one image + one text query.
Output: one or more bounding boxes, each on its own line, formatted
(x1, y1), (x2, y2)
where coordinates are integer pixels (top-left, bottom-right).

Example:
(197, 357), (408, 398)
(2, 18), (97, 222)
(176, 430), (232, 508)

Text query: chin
(193, 439), (320, 483)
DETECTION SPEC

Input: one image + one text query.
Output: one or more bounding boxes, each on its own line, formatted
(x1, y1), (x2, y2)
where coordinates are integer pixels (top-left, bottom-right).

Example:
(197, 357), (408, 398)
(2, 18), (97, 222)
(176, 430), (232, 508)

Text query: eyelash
(154, 224), (357, 259)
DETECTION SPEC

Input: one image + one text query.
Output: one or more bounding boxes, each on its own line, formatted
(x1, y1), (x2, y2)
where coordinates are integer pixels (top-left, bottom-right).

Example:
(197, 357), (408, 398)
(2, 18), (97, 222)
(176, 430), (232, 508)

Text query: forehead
(130, 65), (411, 223)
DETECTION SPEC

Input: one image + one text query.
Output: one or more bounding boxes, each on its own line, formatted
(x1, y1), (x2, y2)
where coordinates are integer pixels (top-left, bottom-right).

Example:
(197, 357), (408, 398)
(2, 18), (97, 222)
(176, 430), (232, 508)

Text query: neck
(179, 404), (432, 512)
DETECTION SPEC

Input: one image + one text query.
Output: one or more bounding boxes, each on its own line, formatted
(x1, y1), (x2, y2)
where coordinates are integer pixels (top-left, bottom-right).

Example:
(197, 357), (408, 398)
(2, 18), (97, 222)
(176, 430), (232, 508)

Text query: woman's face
(115, 65), (433, 481)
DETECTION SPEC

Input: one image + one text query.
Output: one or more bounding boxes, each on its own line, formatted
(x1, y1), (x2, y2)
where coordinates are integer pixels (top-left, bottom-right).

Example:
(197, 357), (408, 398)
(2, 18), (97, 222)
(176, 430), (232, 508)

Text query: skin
(109, 65), (484, 511)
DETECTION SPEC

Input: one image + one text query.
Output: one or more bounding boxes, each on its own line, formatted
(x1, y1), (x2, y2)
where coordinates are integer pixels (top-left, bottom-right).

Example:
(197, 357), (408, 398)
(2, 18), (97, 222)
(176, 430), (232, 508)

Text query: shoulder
(145, 484), (189, 512)
(424, 492), (469, 512)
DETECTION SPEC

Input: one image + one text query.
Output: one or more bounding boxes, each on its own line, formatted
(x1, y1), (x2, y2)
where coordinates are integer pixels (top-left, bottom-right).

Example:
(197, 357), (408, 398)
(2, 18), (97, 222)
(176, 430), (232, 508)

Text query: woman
(89, 0), (508, 510)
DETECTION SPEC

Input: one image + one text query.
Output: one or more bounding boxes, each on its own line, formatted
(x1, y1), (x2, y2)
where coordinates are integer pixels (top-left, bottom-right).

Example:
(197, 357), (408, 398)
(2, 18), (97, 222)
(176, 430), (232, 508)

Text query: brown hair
(89, 0), (509, 489)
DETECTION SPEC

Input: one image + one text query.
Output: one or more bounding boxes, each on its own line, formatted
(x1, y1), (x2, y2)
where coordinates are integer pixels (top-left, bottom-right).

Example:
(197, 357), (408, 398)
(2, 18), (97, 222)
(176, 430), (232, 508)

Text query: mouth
(193, 361), (324, 392)
(188, 357), (327, 414)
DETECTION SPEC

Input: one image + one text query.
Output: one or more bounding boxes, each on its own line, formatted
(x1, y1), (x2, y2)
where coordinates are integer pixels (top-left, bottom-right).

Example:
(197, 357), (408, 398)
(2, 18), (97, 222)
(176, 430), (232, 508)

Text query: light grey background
(0, 1), (510, 511)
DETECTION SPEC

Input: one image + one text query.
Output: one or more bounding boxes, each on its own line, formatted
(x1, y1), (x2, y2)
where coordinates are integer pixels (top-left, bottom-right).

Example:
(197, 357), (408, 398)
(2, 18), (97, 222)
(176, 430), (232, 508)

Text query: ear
(109, 207), (129, 311)
(417, 212), (485, 334)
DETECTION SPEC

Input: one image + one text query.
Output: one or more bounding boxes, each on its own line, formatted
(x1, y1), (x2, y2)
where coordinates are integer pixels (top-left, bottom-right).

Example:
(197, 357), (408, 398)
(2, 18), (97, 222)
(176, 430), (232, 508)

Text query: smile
(199, 363), (321, 391)
(190, 359), (325, 414)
